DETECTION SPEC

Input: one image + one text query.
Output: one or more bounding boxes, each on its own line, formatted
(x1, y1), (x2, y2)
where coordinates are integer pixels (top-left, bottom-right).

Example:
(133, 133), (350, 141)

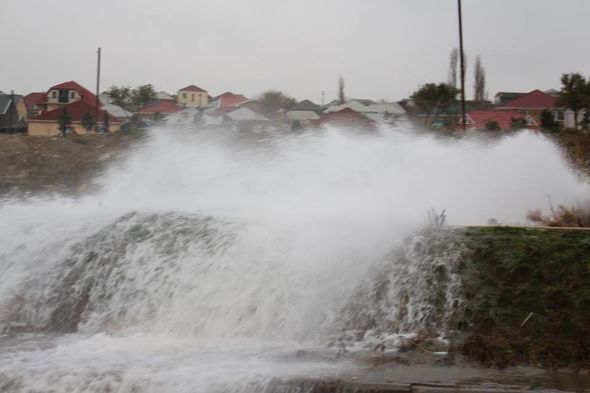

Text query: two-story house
(44, 81), (101, 112)
(176, 85), (208, 108)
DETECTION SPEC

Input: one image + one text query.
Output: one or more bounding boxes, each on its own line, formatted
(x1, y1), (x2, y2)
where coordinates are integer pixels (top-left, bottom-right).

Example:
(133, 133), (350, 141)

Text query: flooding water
(1, 126), (588, 392)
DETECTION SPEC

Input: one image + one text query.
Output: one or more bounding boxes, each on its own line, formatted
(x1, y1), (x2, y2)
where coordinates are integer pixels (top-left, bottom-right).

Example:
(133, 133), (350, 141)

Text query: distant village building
(214, 92), (249, 108)
(135, 100), (184, 120)
(321, 100), (406, 126)
(494, 92), (526, 106)
(497, 89), (580, 128)
(23, 92), (46, 118)
(461, 110), (538, 131)
(324, 100), (405, 117)
(155, 91), (175, 101)
(177, 85), (208, 108)
(44, 81), (101, 112)
(290, 99), (322, 113)
(101, 104), (132, 121)
(312, 108), (376, 130)
(28, 100), (122, 136)
(286, 99), (322, 128)
(23, 81), (122, 136)
(0, 92), (27, 132)
(203, 106), (271, 132)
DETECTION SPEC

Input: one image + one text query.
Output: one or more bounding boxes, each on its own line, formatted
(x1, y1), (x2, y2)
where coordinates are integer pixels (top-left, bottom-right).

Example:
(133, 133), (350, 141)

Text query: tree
(102, 111), (110, 133)
(448, 48), (459, 88)
(485, 120), (500, 131)
(411, 83), (460, 125)
(540, 109), (559, 132)
(338, 76), (346, 104)
(151, 112), (164, 124)
(81, 112), (95, 132)
(473, 55), (487, 102)
(511, 117), (528, 130)
(131, 84), (157, 112)
(259, 90), (296, 115)
(106, 85), (133, 111)
(559, 73), (588, 130)
(581, 110), (590, 131)
(58, 108), (72, 136)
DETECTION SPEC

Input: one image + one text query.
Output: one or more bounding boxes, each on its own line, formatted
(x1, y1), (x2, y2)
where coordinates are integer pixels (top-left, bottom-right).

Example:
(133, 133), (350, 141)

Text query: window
(554, 110), (564, 122)
(58, 89), (69, 103)
(182, 93), (187, 99)
(51, 91), (57, 98)
(192, 93), (195, 101)
(70, 91), (76, 99)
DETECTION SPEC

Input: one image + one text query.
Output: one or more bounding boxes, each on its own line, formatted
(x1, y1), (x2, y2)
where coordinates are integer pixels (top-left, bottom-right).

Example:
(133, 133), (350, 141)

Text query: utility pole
(8, 90), (14, 133)
(457, 0), (467, 131)
(95, 47), (101, 132)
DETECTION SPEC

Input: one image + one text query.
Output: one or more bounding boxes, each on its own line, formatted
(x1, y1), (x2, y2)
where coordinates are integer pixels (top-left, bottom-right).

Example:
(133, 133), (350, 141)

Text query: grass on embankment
(458, 226), (590, 369)
(0, 131), (142, 197)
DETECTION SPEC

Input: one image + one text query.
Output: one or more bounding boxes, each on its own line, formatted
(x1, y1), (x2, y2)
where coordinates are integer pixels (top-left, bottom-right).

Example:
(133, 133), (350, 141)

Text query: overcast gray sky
(2, 0), (589, 102)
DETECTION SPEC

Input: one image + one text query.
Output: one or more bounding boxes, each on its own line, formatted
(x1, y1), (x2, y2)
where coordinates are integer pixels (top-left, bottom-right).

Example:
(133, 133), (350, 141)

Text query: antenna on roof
(95, 47), (101, 132)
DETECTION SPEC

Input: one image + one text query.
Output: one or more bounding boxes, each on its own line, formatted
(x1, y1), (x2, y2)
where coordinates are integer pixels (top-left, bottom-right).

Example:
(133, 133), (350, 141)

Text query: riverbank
(0, 132), (139, 197)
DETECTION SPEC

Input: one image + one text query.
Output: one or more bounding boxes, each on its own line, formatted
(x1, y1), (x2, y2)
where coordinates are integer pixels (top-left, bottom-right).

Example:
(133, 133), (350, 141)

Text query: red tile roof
(500, 89), (559, 109)
(136, 100), (183, 114)
(466, 110), (536, 130)
(48, 81), (101, 106)
(29, 100), (121, 123)
(24, 92), (46, 109)
(178, 84), (208, 93)
(313, 108), (376, 128)
(215, 92), (249, 108)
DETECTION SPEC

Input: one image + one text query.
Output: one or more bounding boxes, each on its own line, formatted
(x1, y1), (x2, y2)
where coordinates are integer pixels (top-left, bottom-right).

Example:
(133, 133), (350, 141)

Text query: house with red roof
(23, 92), (46, 118)
(135, 100), (184, 120)
(499, 89), (559, 111)
(177, 85), (208, 108)
(44, 81), (101, 112)
(498, 89), (589, 129)
(312, 108), (376, 130)
(28, 100), (122, 136)
(495, 89), (582, 127)
(462, 110), (538, 131)
(214, 92), (249, 108)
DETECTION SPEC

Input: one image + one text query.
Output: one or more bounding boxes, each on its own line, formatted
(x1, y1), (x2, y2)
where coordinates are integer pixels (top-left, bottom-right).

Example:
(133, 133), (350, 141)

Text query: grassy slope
(458, 226), (590, 368)
(0, 132), (137, 197)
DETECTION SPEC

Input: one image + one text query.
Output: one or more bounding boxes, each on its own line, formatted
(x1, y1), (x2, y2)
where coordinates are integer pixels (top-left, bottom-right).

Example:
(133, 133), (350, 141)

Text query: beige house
(28, 100), (121, 136)
(177, 85), (208, 108)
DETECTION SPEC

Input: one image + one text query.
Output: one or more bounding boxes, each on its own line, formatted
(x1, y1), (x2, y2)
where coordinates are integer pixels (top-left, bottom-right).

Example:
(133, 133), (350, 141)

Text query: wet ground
(2, 334), (588, 393)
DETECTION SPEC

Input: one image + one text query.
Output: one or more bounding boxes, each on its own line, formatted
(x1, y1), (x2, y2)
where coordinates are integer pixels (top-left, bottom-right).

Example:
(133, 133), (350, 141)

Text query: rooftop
(178, 85), (208, 93)
(49, 81), (101, 106)
(30, 100), (121, 123)
(136, 100), (183, 114)
(500, 89), (559, 109)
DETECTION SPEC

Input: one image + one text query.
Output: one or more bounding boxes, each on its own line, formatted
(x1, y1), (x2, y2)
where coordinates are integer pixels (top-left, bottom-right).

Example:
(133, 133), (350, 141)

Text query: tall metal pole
(95, 47), (101, 132)
(457, 0), (467, 131)
(8, 90), (14, 133)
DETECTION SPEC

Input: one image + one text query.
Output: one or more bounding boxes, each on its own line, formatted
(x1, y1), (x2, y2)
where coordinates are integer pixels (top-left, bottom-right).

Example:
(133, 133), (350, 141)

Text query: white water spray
(0, 125), (587, 391)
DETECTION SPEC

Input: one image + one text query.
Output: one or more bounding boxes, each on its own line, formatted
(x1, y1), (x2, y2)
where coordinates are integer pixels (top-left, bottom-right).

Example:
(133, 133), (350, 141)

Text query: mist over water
(0, 125), (588, 391)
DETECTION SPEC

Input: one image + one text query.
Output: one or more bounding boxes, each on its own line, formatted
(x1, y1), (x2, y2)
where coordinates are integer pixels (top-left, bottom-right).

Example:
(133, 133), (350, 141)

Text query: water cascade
(0, 126), (588, 391)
